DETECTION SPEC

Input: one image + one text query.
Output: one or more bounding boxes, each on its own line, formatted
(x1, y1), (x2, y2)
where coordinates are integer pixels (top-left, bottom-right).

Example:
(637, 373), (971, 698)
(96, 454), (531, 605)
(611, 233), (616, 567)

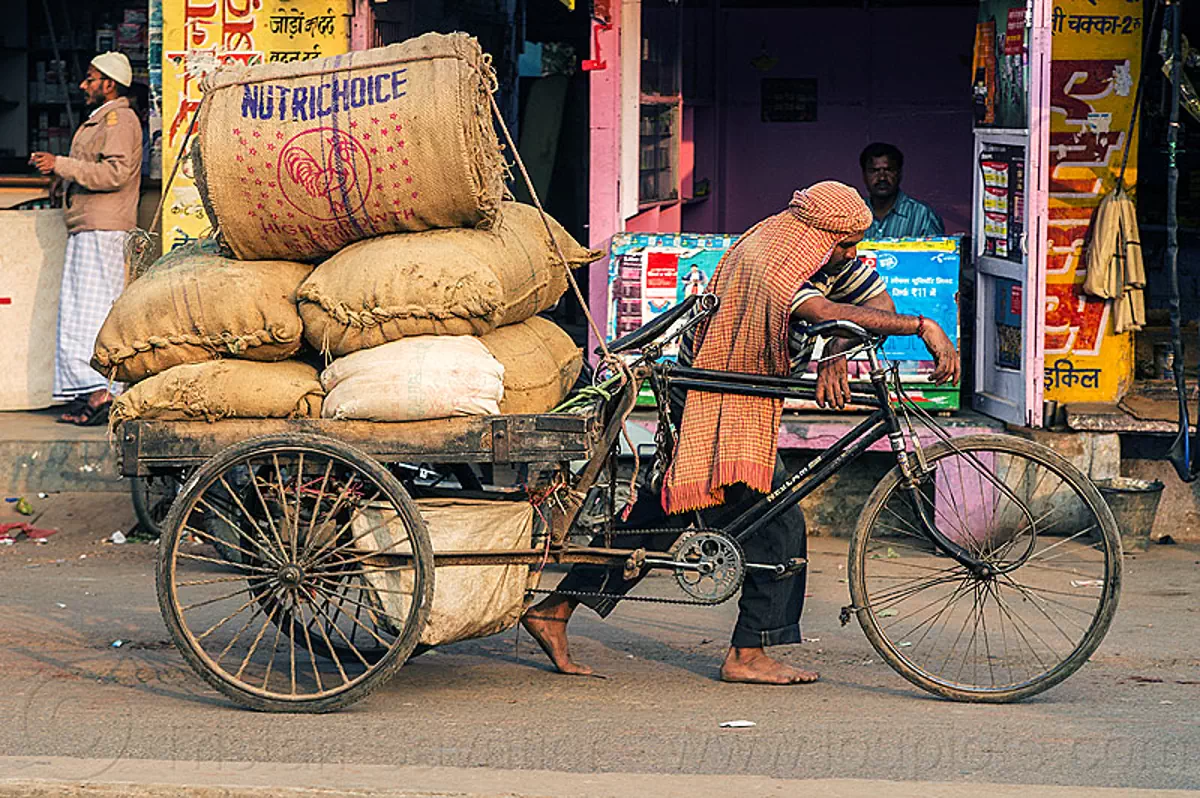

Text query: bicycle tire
(848, 434), (1121, 703)
(131, 471), (188, 538)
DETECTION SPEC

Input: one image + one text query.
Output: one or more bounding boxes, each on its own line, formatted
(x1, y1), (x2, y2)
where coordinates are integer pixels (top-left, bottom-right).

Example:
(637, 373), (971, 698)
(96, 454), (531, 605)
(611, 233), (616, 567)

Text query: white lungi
(53, 230), (127, 401)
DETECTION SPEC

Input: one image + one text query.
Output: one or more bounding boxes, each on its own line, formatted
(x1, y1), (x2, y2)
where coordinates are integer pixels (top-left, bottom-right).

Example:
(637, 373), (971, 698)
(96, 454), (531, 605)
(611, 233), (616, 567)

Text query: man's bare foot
(719, 646), (819, 685)
(520, 596), (593, 676)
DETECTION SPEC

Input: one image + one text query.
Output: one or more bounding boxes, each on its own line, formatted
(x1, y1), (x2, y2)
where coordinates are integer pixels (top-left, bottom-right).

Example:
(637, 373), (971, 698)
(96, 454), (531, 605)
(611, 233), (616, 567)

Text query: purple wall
(682, 5), (977, 236)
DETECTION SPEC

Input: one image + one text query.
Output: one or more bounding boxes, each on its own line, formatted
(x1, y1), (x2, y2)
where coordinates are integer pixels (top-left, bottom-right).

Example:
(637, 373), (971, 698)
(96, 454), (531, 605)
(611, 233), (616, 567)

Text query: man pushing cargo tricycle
(118, 34), (1119, 713)
(522, 181), (962, 686)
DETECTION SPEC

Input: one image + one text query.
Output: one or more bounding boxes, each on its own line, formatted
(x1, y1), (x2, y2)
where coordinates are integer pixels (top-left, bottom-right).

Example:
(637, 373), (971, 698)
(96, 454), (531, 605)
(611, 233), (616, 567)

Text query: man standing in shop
(30, 52), (142, 426)
(859, 142), (944, 239)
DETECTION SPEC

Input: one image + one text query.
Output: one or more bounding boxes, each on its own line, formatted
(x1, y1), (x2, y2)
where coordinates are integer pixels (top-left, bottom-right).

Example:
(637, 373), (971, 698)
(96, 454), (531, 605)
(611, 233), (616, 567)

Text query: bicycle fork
(867, 353), (1004, 580)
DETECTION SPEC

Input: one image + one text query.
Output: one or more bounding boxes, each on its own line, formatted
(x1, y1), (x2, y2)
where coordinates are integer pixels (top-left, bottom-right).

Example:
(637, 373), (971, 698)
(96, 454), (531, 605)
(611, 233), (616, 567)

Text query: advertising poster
(974, 0), (1028, 129)
(607, 233), (735, 359)
(1045, 0), (1142, 403)
(979, 142), (1025, 262)
(161, 1), (350, 252)
(607, 234), (961, 411)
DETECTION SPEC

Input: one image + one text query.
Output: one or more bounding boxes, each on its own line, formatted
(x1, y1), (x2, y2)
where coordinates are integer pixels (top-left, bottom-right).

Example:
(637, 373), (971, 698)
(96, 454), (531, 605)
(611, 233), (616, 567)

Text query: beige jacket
(1083, 186), (1145, 333)
(53, 97), (143, 234)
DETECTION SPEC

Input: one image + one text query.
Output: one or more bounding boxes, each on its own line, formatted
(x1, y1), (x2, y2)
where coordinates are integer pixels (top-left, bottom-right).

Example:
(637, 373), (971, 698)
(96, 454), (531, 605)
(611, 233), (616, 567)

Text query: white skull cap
(91, 51), (133, 87)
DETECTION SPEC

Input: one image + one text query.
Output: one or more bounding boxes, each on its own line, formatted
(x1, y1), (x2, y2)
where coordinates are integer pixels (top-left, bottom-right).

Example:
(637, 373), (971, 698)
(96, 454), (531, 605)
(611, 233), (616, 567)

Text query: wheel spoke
(303, 599), (352, 684)
(193, 496), (281, 567)
(303, 496), (397, 569)
(307, 582), (397, 647)
(301, 459), (336, 560)
(296, 598), (323, 693)
(180, 579), (271, 613)
(235, 597), (281, 682)
(246, 459), (291, 564)
(307, 595), (374, 669)
(176, 547), (274, 574)
(308, 578), (411, 630)
(300, 479), (377, 564)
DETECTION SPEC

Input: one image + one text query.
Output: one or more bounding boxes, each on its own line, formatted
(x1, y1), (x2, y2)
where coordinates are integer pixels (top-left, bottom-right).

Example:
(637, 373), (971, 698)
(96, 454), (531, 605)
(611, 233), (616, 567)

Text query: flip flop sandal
(56, 396), (90, 423)
(74, 400), (111, 427)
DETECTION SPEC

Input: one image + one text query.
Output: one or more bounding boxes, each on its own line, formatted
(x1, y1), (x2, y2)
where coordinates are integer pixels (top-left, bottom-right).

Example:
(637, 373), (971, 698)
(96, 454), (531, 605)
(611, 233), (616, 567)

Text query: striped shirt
(864, 191), (944, 239)
(671, 258), (886, 421)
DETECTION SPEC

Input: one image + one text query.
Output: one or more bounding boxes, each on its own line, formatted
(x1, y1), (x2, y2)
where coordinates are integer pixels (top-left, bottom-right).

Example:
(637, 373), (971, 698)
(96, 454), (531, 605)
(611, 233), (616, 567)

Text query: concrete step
(0, 408), (123, 495)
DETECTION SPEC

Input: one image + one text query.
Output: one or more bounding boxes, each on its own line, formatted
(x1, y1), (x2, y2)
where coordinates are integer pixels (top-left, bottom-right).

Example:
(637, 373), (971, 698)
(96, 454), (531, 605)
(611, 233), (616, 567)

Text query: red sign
(645, 252), (679, 289)
(1005, 8), (1025, 56)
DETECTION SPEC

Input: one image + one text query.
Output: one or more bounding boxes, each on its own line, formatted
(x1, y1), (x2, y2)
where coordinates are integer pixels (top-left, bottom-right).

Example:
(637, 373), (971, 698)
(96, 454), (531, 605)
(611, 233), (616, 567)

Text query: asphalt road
(0, 492), (1197, 794)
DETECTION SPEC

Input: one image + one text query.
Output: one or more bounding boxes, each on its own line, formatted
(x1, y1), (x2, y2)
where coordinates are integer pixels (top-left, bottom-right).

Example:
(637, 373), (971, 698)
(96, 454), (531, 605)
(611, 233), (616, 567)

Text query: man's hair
(114, 81), (132, 98)
(859, 142), (904, 171)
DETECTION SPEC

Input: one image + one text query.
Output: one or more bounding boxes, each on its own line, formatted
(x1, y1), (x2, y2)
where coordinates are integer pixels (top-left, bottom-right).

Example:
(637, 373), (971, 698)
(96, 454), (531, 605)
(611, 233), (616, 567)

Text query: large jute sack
(353, 498), (536, 647)
(298, 203), (600, 355)
(483, 316), (582, 414)
(194, 32), (505, 261)
(320, 336), (505, 421)
(111, 360), (323, 424)
(92, 240), (312, 384)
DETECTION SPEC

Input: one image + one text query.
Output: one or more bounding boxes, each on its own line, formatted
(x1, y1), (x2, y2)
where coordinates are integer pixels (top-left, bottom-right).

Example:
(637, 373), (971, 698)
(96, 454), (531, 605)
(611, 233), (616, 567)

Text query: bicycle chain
(528, 526), (738, 607)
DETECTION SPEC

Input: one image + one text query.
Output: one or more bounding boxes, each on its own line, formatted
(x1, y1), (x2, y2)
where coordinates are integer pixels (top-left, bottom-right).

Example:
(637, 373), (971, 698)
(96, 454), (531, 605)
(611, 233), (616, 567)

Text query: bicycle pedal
(773, 557), (807, 580)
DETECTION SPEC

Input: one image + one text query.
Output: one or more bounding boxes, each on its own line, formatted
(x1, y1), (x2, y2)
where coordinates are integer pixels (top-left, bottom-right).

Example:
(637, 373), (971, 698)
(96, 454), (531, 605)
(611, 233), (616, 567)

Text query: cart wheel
(157, 433), (433, 713)
(130, 470), (189, 538)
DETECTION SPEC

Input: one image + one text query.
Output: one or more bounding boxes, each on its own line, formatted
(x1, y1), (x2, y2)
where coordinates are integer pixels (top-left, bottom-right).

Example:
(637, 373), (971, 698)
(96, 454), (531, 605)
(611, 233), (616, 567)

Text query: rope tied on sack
(124, 92), (212, 280)
(486, 91), (642, 519)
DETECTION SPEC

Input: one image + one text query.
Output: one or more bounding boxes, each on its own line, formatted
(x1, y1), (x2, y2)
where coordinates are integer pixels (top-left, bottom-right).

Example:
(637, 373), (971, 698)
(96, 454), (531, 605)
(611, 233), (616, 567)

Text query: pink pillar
(587, 10), (623, 361)
(350, 0), (373, 49)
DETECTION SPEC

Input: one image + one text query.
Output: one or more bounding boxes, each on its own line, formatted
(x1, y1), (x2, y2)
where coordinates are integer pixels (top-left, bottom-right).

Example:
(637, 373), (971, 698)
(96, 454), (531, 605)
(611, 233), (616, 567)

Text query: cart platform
(117, 413), (596, 476)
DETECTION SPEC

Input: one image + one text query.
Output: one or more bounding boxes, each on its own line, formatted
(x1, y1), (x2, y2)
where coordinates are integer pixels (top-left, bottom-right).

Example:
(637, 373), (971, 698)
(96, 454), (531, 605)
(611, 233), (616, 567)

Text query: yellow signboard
(161, 1), (350, 252)
(1044, 0), (1142, 403)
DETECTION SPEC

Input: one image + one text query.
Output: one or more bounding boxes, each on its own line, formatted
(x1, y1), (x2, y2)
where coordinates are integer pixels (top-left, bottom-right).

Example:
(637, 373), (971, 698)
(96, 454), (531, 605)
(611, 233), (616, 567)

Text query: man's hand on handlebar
(919, 321), (960, 386)
(815, 356), (851, 409)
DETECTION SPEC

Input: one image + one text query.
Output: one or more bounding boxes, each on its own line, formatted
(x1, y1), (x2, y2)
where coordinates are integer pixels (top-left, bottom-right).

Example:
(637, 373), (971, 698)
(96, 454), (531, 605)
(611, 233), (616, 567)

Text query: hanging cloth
(1083, 185), (1146, 333)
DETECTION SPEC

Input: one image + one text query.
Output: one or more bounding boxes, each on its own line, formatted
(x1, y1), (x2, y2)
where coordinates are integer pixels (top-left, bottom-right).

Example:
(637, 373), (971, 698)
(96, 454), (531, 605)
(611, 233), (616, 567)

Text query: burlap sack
(352, 498), (534, 647)
(194, 32), (505, 261)
(92, 240), (312, 383)
(298, 203), (600, 355)
(320, 336), (505, 421)
(482, 316), (582, 414)
(111, 360), (323, 424)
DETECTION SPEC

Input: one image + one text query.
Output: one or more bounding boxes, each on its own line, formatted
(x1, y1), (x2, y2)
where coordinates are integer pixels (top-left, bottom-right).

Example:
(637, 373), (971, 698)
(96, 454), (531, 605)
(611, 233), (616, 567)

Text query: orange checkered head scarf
(662, 181), (872, 514)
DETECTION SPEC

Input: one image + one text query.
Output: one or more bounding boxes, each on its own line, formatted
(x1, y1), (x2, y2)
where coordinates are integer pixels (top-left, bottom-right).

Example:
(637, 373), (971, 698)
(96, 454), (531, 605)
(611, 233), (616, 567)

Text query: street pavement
(0, 492), (1197, 796)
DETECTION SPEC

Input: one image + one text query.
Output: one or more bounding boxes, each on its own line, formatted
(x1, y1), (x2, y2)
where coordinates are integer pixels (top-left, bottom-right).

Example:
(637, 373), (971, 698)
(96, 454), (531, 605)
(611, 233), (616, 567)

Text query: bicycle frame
(636, 344), (1004, 579)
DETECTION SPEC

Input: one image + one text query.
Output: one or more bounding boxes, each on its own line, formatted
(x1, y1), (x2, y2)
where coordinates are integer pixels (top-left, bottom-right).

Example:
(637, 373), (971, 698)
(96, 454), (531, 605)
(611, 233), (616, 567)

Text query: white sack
(320, 335), (504, 421)
(352, 498), (534, 647)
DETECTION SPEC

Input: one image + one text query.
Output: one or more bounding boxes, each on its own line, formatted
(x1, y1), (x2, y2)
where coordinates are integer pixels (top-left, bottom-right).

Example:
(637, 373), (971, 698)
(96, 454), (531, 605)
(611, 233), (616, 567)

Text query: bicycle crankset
(670, 531), (744, 603)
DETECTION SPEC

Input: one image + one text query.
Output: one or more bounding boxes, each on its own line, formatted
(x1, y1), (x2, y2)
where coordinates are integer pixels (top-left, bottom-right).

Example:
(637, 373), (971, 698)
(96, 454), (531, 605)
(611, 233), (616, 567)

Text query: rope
(487, 92), (642, 512)
(126, 93), (208, 279)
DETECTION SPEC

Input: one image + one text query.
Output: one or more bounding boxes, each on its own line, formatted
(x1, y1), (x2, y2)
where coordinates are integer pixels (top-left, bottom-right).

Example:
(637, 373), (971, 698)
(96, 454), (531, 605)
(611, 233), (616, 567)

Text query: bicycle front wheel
(849, 434), (1121, 703)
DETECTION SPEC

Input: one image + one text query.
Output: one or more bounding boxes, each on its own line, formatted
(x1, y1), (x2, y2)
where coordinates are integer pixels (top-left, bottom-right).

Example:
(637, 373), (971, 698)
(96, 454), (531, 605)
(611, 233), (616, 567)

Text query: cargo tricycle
(122, 294), (1121, 712)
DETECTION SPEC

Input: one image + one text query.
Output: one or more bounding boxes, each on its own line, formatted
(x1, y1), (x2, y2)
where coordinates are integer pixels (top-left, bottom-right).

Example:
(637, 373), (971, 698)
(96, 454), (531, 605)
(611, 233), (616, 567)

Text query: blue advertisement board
(606, 234), (963, 410)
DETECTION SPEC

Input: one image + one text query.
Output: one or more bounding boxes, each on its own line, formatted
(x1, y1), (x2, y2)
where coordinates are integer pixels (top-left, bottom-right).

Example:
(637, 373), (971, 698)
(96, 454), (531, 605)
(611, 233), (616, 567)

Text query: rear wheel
(130, 470), (189, 538)
(157, 433), (433, 713)
(849, 434), (1121, 703)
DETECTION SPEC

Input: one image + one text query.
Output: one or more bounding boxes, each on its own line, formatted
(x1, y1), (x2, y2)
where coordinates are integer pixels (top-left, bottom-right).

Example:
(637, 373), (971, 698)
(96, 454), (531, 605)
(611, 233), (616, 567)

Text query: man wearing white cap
(30, 52), (142, 426)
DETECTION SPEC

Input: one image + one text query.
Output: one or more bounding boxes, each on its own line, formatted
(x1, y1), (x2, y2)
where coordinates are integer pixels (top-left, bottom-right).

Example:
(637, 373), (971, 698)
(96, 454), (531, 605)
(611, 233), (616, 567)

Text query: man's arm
(53, 116), (142, 192)
(795, 293), (920, 337)
(810, 291), (896, 408)
(799, 290), (960, 396)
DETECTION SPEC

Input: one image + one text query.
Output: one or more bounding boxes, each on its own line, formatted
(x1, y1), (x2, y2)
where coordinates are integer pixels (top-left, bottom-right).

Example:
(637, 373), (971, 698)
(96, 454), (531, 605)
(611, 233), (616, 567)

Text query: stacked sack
(98, 32), (598, 428)
(305, 202), (597, 421)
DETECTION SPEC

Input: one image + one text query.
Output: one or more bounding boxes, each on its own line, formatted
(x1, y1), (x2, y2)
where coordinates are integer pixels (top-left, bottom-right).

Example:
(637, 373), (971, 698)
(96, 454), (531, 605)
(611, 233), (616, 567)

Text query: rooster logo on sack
(277, 127), (372, 221)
